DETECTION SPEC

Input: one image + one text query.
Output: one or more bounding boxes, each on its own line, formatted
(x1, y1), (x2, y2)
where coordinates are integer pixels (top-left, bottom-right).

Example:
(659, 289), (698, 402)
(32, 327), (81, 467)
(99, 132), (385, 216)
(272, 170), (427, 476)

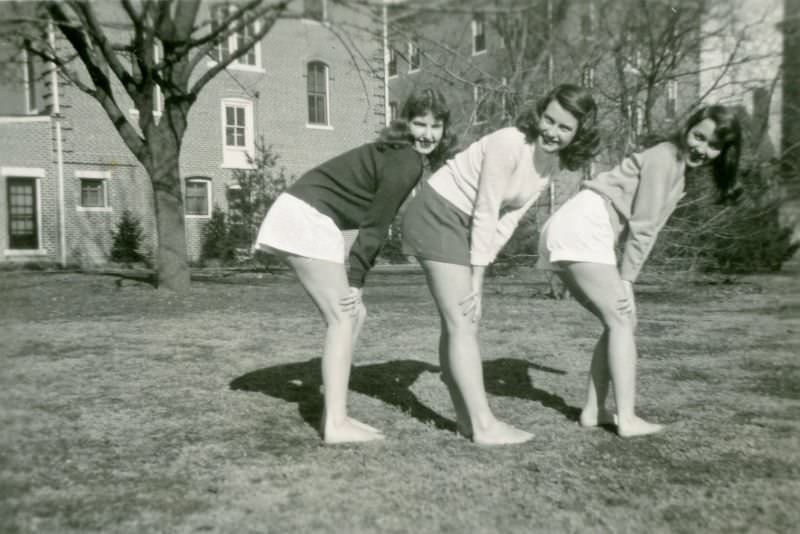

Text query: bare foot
(579, 409), (618, 428)
(323, 417), (385, 444)
(616, 415), (664, 438)
(472, 420), (534, 446)
(350, 418), (384, 435)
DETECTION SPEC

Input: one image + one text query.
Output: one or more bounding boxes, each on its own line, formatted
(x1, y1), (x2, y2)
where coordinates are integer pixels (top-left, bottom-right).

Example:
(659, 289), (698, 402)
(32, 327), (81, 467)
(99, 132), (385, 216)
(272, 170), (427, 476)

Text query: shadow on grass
(230, 357), (579, 437)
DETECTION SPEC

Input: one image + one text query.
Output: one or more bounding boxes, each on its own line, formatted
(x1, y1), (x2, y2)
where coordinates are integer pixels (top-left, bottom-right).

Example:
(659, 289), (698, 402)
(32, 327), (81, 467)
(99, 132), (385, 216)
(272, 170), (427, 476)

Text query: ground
(0, 266), (798, 534)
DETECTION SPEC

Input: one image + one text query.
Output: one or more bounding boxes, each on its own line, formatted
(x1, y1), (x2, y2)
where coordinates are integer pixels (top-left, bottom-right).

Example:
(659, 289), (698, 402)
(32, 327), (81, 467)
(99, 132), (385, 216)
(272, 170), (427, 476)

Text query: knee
(600, 308), (634, 331)
(441, 314), (479, 337)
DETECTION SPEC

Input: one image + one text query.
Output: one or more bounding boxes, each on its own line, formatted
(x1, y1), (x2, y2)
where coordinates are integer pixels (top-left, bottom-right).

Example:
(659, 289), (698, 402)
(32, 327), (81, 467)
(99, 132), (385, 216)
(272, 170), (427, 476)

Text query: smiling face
(408, 111), (444, 155)
(536, 99), (579, 153)
(685, 118), (722, 168)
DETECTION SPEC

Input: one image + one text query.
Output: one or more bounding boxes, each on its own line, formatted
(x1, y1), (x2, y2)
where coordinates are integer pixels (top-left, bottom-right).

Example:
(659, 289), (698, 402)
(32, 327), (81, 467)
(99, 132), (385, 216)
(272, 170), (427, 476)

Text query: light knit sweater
(582, 142), (686, 282)
(428, 127), (557, 266)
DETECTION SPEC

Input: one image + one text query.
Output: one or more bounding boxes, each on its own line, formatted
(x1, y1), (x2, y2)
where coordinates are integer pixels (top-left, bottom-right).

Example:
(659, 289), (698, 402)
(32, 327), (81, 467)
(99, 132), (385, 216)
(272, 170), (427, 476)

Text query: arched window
(307, 61), (330, 126)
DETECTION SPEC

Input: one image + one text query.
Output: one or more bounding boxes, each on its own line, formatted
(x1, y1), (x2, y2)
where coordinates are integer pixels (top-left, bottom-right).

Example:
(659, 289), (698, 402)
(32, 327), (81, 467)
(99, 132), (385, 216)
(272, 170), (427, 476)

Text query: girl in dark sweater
(254, 89), (454, 444)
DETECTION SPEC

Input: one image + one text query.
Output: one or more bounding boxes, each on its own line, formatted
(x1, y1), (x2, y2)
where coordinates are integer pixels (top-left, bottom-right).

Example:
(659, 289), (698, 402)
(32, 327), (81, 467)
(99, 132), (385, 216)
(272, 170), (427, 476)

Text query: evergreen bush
(110, 210), (145, 264)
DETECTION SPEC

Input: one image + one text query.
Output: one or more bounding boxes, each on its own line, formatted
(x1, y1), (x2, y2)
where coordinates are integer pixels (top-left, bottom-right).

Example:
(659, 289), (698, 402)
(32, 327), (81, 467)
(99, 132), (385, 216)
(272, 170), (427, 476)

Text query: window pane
(307, 63), (328, 124)
(7, 178), (37, 249)
(236, 107), (245, 125)
(81, 179), (105, 207)
(185, 181), (209, 215)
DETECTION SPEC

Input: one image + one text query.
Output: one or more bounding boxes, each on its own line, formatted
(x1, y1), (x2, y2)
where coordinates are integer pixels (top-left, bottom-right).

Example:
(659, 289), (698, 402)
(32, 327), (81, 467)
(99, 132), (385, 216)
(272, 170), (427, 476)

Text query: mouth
(415, 139), (436, 151)
(687, 151), (707, 165)
(539, 135), (560, 148)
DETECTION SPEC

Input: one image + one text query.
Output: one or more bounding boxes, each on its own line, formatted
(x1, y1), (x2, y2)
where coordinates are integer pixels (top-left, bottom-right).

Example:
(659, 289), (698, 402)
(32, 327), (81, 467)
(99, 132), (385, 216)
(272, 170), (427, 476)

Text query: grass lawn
(0, 266), (798, 533)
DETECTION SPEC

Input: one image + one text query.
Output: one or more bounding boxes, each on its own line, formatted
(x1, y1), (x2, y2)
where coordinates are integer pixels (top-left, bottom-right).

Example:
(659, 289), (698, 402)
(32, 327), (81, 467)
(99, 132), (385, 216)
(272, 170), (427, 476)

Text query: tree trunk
(148, 127), (190, 292)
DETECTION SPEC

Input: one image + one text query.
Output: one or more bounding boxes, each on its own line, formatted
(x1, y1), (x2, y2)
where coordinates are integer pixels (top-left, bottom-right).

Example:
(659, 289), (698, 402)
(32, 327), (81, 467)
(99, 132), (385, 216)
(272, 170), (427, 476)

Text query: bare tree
(0, 0), (290, 291)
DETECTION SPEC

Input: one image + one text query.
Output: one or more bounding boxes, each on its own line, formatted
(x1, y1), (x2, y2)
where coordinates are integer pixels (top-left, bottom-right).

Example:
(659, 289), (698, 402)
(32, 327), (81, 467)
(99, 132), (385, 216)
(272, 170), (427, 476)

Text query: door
(7, 177), (38, 249)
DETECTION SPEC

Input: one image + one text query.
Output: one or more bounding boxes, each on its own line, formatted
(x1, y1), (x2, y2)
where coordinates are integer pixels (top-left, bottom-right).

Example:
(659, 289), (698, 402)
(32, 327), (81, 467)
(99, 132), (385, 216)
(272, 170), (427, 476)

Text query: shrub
(651, 158), (798, 274)
(201, 206), (235, 263)
(110, 210), (145, 264)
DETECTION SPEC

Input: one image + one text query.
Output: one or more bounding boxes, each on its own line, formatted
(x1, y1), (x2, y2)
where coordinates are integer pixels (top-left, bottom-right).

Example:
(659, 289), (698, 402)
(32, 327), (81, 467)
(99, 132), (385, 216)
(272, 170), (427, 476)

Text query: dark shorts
(401, 181), (470, 266)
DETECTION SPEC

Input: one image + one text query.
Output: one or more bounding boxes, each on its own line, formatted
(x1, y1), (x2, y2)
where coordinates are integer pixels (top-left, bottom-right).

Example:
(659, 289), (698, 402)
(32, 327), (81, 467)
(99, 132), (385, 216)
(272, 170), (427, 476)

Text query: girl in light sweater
(402, 84), (599, 445)
(254, 88), (455, 444)
(537, 105), (742, 437)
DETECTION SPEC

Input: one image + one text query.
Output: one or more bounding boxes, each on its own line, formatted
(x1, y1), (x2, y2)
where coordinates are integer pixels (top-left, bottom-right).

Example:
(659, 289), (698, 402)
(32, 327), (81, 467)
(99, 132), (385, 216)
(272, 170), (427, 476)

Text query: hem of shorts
(254, 242), (344, 264)
(405, 250), (470, 267)
(548, 252), (617, 266)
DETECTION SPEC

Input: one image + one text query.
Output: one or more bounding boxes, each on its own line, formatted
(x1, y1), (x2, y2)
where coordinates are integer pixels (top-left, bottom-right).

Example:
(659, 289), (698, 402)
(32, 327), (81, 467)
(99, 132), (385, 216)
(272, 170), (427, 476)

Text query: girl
(402, 84), (599, 445)
(254, 88), (455, 444)
(537, 105), (742, 438)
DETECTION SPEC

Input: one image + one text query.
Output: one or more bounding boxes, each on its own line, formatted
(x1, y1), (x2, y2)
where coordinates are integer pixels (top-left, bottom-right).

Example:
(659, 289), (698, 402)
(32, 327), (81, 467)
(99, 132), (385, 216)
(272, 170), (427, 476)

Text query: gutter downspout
(49, 22), (66, 267)
(382, 4), (390, 126)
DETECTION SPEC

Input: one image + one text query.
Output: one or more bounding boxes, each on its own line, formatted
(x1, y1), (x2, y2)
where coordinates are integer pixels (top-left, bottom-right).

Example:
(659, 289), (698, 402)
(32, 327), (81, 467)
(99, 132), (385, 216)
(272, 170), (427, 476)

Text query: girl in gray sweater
(538, 105), (742, 437)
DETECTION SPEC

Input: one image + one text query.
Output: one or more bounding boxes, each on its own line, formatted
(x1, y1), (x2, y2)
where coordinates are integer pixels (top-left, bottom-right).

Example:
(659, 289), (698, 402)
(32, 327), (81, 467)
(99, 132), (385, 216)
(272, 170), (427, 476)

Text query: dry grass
(0, 267), (798, 534)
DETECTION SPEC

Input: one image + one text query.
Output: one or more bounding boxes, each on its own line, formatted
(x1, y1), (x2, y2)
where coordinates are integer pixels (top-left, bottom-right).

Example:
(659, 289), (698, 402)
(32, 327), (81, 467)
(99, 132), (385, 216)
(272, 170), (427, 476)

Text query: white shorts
(254, 193), (346, 264)
(537, 189), (617, 271)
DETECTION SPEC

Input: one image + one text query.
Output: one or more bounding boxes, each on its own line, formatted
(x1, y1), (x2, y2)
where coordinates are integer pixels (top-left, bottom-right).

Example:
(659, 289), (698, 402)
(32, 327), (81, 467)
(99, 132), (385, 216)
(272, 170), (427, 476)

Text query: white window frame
(206, 4), (264, 73)
(306, 61), (332, 130)
(76, 170), (112, 212)
(472, 14), (486, 56)
(129, 43), (164, 121)
(581, 65), (595, 88)
(2, 166), (46, 255)
(666, 80), (678, 119)
(408, 40), (421, 73)
(220, 98), (255, 169)
(22, 49), (37, 114)
(184, 178), (212, 219)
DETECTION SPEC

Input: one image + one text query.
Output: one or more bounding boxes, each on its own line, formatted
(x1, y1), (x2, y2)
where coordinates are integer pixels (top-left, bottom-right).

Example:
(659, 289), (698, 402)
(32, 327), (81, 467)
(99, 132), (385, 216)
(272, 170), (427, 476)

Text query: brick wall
(0, 1), (385, 266)
(0, 118), (57, 263)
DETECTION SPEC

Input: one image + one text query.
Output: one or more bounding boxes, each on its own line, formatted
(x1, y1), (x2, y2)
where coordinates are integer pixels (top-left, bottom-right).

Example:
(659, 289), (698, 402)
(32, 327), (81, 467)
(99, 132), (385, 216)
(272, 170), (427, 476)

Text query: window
(581, 1), (595, 36)
(221, 99), (255, 168)
(7, 177), (38, 249)
(666, 80), (678, 119)
(628, 100), (644, 136)
(307, 61), (330, 127)
(387, 47), (397, 78)
(185, 178), (211, 217)
(472, 14), (486, 55)
(303, 0), (326, 22)
(389, 101), (398, 121)
(209, 3), (261, 69)
(581, 65), (595, 88)
(474, 85), (489, 124)
(23, 46), (37, 113)
(408, 40), (420, 72)
(128, 44), (163, 119)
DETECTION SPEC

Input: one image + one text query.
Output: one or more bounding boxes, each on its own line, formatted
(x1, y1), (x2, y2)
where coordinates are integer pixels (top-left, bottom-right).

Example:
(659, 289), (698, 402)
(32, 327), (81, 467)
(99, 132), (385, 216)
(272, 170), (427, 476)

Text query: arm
(490, 193), (541, 258)
(347, 149), (422, 288)
(619, 146), (678, 282)
(470, 130), (520, 266)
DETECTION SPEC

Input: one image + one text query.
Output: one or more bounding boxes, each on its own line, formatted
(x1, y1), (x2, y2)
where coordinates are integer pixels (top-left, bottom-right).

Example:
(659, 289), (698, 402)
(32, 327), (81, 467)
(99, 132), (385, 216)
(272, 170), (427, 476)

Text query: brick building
(0, 0), (385, 266)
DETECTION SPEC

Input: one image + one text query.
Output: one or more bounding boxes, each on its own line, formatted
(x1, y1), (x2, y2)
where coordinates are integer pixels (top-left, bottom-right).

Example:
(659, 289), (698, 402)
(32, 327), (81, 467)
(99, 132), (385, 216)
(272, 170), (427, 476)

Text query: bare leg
(420, 259), (533, 445)
(556, 263), (662, 438)
(437, 320), (472, 437)
(285, 255), (383, 444)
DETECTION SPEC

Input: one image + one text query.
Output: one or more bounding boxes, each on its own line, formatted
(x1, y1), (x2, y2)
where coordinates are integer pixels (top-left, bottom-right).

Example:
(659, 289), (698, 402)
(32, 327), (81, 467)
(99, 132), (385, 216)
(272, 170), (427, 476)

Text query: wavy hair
(376, 87), (457, 170)
(515, 84), (600, 171)
(669, 105), (742, 203)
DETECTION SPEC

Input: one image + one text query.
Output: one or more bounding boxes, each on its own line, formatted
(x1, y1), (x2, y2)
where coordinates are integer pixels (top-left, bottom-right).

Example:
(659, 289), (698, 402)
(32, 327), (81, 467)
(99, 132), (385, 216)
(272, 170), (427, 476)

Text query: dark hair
(515, 84), (599, 171)
(376, 87), (457, 170)
(670, 104), (742, 203)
